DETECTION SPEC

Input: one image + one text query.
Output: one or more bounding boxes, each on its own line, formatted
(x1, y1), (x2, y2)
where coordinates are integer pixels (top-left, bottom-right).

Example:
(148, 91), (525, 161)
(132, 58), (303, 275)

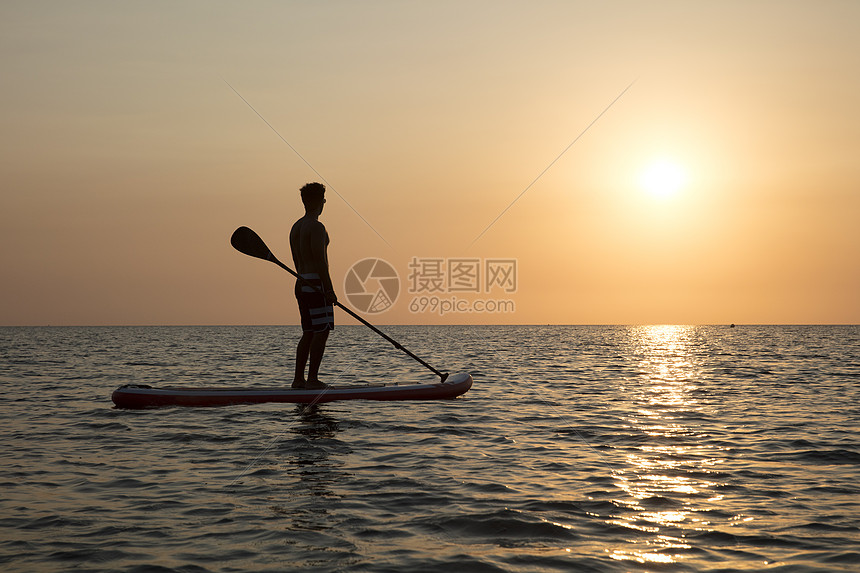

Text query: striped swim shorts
(295, 273), (334, 332)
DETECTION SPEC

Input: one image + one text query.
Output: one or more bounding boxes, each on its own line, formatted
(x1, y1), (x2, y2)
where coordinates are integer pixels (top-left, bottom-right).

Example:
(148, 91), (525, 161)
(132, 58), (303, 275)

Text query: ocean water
(0, 325), (858, 572)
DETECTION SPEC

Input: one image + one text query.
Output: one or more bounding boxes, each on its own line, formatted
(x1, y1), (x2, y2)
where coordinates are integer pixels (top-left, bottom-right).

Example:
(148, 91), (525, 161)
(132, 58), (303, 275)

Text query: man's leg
(292, 330), (313, 388)
(305, 330), (330, 388)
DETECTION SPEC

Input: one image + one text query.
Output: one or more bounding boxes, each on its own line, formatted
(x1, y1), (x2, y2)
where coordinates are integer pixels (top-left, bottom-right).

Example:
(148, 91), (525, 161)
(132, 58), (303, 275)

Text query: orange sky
(1, 1), (858, 326)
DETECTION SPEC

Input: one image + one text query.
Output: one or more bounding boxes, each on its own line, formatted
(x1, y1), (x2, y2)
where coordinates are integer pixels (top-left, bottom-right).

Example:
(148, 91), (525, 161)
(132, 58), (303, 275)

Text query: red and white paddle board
(111, 372), (472, 408)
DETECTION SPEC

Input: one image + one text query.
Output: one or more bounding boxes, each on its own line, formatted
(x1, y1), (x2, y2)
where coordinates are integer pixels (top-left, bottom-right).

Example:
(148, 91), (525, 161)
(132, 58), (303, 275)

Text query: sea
(0, 325), (858, 572)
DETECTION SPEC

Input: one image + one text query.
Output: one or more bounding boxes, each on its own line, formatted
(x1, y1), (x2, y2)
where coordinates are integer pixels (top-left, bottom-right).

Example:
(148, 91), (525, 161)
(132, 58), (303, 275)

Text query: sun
(639, 159), (687, 199)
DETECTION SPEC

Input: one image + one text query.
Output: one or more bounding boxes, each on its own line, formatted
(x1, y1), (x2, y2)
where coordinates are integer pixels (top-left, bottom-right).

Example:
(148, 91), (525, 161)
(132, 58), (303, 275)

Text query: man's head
(300, 182), (326, 213)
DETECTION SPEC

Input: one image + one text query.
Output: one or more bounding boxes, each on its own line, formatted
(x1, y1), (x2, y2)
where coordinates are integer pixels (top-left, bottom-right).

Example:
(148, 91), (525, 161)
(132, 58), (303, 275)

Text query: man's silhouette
(289, 182), (336, 389)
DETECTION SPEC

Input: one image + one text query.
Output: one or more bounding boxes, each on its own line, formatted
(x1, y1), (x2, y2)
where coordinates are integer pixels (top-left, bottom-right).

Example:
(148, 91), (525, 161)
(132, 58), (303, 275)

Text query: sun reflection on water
(608, 325), (729, 565)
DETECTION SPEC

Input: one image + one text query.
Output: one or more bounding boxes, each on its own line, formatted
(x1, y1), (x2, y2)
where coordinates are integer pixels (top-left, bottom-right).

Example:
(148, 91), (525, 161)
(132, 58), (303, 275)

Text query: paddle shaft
(264, 252), (449, 382)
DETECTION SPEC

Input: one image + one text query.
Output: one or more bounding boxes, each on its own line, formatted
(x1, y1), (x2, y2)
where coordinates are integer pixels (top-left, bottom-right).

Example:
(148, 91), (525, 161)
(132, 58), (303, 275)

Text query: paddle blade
(231, 226), (272, 261)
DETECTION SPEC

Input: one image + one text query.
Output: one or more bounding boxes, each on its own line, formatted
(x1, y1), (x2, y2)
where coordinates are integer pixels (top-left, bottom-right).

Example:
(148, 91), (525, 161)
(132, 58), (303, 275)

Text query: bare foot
(304, 379), (329, 390)
(291, 379), (306, 389)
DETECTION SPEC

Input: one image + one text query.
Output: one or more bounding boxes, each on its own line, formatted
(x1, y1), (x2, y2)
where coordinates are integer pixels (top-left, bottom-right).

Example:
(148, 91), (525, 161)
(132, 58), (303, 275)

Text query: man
(289, 182), (336, 389)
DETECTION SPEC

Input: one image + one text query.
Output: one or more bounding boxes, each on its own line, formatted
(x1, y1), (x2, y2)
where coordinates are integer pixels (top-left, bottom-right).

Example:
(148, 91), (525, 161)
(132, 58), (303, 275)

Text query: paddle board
(111, 372), (472, 408)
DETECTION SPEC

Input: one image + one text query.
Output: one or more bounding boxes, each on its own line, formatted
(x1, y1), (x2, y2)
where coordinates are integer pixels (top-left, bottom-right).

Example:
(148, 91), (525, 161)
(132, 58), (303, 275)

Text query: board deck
(111, 372), (472, 408)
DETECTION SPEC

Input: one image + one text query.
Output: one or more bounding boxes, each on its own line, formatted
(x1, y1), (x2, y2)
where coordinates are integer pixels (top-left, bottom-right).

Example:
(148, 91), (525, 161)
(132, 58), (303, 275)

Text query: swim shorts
(295, 273), (334, 332)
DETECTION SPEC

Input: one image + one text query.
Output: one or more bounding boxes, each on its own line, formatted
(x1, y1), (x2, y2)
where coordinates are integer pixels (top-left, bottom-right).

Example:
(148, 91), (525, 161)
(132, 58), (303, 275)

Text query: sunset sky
(2, 1), (858, 326)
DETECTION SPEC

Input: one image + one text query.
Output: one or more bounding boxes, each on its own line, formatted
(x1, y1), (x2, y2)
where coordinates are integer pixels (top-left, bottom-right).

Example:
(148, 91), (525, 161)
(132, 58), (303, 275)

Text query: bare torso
(289, 215), (332, 289)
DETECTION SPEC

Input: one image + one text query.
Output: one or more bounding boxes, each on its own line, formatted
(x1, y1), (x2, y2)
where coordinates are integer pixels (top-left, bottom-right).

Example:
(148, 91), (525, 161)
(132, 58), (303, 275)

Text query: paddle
(230, 226), (449, 382)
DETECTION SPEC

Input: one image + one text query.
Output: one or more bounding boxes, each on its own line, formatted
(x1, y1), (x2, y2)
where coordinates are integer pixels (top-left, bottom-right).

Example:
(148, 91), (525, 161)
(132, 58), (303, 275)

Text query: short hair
(300, 182), (326, 208)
